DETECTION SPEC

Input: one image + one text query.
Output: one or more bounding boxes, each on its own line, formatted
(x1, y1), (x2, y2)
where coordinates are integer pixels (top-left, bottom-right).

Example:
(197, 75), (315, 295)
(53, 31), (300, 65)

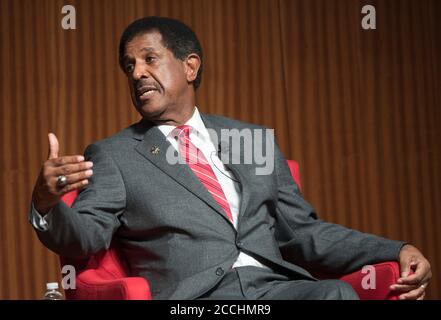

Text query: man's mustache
(135, 79), (160, 92)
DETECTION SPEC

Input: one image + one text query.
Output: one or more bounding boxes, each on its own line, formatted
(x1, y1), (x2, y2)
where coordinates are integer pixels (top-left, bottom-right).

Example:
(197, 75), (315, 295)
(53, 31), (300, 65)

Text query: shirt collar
(157, 107), (209, 140)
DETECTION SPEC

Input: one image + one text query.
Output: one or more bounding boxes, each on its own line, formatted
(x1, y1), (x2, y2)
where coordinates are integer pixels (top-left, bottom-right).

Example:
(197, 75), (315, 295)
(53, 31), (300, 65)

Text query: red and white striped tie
(173, 125), (233, 222)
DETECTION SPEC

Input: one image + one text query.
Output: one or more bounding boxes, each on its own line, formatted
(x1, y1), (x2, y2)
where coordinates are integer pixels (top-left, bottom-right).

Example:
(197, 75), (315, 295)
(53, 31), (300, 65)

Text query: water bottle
(43, 282), (64, 300)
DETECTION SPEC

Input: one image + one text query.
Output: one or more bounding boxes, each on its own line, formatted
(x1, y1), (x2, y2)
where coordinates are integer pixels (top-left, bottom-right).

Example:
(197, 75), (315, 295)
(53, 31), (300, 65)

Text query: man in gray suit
(30, 16), (431, 300)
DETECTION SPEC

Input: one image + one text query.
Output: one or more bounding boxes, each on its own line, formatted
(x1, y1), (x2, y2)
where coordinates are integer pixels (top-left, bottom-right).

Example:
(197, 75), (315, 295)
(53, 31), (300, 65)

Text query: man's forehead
(124, 31), (165, 55)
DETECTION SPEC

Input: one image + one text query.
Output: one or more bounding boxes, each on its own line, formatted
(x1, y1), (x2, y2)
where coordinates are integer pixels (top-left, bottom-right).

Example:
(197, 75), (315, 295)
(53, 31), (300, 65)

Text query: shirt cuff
(28, 202), (54, 231)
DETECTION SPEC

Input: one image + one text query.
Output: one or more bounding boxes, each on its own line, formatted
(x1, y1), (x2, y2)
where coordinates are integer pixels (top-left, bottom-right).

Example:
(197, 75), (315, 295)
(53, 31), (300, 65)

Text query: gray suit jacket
(34, 114), (404, 299)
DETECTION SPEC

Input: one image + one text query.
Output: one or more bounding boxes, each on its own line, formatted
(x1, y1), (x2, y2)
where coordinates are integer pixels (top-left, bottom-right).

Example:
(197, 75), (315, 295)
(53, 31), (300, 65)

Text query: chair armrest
(339, 261), (400, 300)
(65, 269), (152, 300)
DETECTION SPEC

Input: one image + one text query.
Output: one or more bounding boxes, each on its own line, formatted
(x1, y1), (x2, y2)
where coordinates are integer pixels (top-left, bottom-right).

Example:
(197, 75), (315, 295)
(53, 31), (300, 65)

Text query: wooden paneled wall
(0, 0), (439, 299)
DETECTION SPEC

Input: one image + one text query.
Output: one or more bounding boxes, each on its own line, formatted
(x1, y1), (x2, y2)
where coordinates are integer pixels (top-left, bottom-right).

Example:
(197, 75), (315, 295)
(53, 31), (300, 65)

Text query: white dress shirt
(30, 107), (269, 270)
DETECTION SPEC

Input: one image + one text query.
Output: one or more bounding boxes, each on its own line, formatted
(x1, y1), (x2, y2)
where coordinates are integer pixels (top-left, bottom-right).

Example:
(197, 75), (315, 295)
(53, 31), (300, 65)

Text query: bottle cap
(46, 282), (59, 290)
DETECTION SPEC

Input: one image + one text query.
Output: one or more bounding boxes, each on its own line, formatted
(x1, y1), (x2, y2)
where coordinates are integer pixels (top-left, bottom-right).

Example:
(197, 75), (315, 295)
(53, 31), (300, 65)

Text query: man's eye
(146, 56), (156, 63)
(125, 64), (134, 73)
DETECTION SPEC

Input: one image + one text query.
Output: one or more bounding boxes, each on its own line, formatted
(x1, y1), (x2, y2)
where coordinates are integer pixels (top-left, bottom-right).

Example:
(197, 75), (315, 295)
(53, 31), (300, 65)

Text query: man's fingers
(398, 261), (429, 285)
(53, 162), (93, 175)
(390, 282), (427, 293)
(399, 285), (426, 300)
(399, 256), (417, 279)
(390, 283), (419, 293)
(59, 179), (89, 194)
(48, 133), (60, 160)
(51, 155), (87, 166)
(397, 273), (423, 285)
(55, 170), (93, 186)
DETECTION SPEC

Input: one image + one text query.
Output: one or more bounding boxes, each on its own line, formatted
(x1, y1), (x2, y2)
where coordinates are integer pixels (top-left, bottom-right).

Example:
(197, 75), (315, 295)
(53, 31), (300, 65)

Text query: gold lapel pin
(150, 146), (160, 155)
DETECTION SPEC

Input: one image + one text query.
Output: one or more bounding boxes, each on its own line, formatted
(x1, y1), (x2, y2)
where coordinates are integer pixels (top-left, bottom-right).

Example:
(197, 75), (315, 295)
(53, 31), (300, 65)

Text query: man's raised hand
(32, 133), (93, 215)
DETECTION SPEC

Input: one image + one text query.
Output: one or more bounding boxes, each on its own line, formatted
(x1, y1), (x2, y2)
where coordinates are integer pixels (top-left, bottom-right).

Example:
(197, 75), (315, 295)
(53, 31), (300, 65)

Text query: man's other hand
(31, 133), (93, 215)
(390, 244), (432, 300)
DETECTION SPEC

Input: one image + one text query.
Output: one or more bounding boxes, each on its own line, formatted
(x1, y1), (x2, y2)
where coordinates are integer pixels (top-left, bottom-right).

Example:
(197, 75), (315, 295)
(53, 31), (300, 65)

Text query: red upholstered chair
(60, 191), (151, 300)
(60, 160), (400, 300)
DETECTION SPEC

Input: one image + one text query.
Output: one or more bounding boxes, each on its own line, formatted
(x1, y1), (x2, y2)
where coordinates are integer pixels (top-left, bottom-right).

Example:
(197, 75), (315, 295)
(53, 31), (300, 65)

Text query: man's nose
(132, 62), (149, 81)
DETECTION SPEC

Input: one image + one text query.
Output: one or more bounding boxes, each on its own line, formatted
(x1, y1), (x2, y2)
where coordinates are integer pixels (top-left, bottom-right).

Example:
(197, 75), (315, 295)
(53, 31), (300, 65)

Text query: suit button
(236, 241), (243, 248)
(215, 267), (224, 276)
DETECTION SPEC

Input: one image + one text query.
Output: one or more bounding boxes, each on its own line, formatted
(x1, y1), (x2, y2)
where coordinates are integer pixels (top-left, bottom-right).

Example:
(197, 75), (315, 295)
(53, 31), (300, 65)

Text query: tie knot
(173, 125), (192, 141)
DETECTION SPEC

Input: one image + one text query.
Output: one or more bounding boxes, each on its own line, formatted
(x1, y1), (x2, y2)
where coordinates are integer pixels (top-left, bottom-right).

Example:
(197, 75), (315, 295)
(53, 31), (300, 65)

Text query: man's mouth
(136, 85), (159, 101)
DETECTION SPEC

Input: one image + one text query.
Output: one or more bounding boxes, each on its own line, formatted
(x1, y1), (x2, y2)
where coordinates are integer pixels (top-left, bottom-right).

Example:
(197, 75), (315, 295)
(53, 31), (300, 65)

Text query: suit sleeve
(31, 143), (126, 259)
(272, 142), (405, 275)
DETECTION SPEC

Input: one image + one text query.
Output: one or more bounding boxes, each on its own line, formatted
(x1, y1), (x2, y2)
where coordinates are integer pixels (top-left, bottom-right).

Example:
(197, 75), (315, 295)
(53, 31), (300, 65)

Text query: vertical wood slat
(0, 0), (439, 299)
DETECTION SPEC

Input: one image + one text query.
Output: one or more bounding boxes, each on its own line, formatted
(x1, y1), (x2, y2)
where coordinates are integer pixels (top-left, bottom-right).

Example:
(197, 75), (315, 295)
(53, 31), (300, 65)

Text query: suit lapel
(132, 120), (233, 225)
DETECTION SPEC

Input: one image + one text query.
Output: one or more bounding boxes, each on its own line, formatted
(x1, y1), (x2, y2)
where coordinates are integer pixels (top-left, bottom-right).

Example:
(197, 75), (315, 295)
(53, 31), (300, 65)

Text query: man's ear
(184, 54), (201, 83)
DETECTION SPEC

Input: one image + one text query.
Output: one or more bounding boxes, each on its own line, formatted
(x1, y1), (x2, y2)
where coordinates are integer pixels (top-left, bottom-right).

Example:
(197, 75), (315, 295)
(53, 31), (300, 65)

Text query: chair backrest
(60, 190), (128, 281)
(286, 160), (302, 191)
